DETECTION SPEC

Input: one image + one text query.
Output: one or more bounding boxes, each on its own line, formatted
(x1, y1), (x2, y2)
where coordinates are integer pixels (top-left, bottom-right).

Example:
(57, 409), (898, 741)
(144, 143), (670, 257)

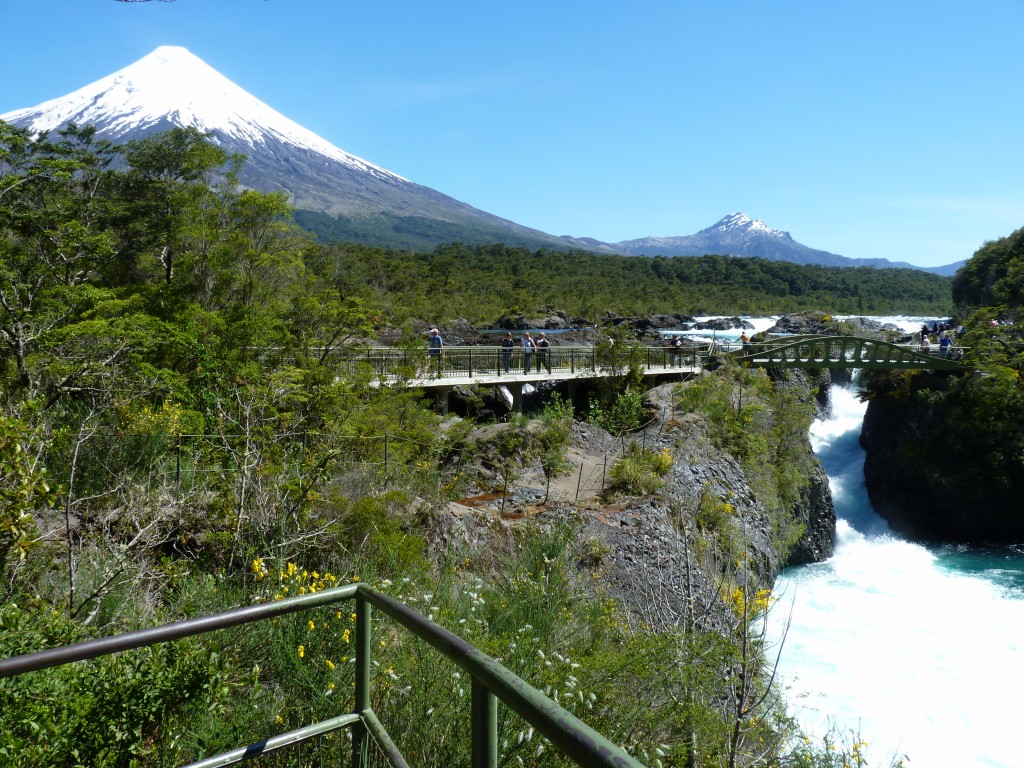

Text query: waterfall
(768, 385), (1024, 768)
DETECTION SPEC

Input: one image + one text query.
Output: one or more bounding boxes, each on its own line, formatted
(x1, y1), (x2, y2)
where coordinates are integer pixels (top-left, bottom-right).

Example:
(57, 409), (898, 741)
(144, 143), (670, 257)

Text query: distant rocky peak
(711, 212), (792, 241)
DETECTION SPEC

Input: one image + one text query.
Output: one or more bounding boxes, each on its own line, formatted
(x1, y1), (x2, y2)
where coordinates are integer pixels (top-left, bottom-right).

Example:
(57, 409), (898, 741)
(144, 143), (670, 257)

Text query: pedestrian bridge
(725, 334), (964, 371)
(350, 335), (964, 412)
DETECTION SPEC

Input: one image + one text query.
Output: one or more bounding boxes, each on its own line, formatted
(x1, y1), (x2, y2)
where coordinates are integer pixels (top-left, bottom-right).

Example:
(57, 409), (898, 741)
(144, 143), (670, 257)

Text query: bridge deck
(350, 336), (964, 407)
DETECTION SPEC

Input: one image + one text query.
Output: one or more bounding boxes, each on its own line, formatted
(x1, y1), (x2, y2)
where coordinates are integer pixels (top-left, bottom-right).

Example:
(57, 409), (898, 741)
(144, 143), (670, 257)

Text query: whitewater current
(768, 384), (1024, 768)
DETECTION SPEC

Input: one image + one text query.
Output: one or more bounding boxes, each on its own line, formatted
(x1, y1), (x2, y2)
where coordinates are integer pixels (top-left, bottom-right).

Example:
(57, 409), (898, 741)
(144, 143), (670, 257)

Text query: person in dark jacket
(535, 332), (551, 373)
(501, 332), (515, 373)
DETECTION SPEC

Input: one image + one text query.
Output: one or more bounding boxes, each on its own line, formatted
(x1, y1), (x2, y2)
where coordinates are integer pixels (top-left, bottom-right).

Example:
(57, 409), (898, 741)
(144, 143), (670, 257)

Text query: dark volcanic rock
(429, 380), (836, 631)
(786, 461), (835, 565)
(692, 316), (750, 331)
(860, 374), (1024, 543)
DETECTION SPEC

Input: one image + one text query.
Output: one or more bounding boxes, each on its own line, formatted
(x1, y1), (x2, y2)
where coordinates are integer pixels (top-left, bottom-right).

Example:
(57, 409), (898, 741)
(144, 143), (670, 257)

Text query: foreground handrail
(0, 583), (644, 768)
(360, 585), (641, 768)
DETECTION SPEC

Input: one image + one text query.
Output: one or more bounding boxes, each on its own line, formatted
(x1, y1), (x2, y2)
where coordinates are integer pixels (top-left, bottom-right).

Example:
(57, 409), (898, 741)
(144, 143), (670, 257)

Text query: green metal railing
(717, 335), (965, 371)
(0, 584), (645, 768)
(348, 336), (964, 384)
(348, 344), (711, 382)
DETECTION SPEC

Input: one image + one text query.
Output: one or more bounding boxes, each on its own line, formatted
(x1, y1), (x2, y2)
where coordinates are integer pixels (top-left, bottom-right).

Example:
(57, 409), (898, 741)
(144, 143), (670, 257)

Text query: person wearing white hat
(427, 327), (444, 373)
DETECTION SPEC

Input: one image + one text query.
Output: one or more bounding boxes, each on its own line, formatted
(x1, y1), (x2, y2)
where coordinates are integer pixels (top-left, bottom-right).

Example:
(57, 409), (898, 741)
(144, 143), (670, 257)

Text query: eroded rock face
(785, 461), (835, 565)
(427, 381), (836, 631)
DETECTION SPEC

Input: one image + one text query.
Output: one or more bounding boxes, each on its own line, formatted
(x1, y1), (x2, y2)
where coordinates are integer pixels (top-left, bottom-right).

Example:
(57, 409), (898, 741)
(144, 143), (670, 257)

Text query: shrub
(608, 443), (673, 495)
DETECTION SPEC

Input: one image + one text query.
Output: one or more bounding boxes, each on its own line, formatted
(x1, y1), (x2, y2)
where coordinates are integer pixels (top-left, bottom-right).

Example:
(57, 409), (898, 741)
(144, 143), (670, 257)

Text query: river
(767, 380), (1024, 767)
(693, 315), (1024, 766)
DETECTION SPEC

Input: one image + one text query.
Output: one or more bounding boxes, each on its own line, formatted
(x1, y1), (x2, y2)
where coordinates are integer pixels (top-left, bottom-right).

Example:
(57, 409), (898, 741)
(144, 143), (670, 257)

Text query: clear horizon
(3, 1), (1022, 268)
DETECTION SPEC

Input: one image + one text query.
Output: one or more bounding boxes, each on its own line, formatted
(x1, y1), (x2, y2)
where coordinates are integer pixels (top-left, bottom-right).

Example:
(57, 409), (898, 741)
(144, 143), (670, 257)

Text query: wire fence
(152, 404), (679, 514)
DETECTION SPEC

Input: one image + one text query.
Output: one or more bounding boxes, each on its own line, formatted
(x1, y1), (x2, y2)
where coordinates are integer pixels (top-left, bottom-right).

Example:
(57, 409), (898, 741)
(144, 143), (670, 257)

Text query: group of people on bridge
(920, 321), (963, 359)
(426, 328), (552, 375)
(500, 331), (551, 374)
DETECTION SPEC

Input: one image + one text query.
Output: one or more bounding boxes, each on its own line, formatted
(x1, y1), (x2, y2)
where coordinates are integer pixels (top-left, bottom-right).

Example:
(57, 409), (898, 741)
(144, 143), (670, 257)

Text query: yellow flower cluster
(271, 561), (340, 599)
(121, 400), (184, 435)
(726, 586), (775, 618)
(651, 447), (673, 474)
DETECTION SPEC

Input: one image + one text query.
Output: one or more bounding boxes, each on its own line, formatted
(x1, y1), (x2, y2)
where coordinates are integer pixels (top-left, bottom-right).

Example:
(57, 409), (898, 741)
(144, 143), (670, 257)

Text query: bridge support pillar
(434, 386), (453, 416)
(507, 383), (524, 414)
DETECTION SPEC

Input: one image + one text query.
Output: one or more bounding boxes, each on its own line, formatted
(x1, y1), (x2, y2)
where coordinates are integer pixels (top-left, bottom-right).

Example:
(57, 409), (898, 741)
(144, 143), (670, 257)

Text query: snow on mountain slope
(0, 46), (403, 183)
(1, 45), (582, 247)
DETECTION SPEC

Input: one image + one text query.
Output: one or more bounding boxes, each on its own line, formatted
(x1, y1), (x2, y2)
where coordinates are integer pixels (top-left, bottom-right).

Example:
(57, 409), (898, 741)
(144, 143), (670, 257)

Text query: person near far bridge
(427, 327), (444, 373)
(501, 331), (515, 374)
(669, 335), (683, 367)
(920, 333), (931, 353)
(522, 332), (537, 373)
(740, 331), (752, 355)
(536, 332), (551, 373)
(939, 331), (953, 358)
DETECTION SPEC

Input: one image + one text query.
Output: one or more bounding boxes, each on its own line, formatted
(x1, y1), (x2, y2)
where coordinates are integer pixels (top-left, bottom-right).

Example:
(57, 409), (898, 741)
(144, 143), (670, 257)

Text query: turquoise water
(768, 385), (1024, 767)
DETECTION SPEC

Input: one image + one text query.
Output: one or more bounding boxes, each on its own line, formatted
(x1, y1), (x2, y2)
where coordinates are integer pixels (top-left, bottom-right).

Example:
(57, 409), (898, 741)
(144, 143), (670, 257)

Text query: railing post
(353, 593), (372, 768)
(471, 680), (498, 768)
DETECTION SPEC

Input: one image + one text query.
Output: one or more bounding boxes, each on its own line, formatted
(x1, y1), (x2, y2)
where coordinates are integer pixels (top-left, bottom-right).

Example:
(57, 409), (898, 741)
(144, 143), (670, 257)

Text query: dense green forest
(0, 120), (930, 767)
(323, 243), (953, 324)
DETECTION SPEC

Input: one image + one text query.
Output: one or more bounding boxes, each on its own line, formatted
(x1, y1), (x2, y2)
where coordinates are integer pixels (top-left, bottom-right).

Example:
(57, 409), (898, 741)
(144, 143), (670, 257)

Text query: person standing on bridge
(536, 332), (551, 373)
(427, 328), (444, 373)
(501, 331), (515, 373)
(740, 331), (752, 355)
(670, 335), (683, 367)
(522, 332), (537, 373)
(939, 331), (953, 358)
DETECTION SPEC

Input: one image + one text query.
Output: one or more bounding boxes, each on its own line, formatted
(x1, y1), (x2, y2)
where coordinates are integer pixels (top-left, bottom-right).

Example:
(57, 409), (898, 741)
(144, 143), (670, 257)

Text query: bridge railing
(719, 336), (965, 371)
(0, 584), (644, 768)
(347, 344), (711, 381)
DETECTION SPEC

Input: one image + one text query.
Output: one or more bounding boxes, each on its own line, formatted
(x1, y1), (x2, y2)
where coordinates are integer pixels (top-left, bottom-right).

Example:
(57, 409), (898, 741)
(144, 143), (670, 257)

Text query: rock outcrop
(428, 380), (836, 632)
(859, 372), (1024, 542)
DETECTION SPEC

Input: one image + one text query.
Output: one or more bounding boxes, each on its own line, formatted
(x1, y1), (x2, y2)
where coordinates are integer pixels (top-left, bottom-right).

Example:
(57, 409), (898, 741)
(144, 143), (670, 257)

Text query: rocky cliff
(428, 379), (835, 632)
(860, 371), (1024, 542)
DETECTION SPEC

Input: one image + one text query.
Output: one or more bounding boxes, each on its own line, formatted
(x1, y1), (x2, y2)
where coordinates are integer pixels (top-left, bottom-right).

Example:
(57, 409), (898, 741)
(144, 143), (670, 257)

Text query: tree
(119, 126), (234, 288)
(0, 122), (121, 393)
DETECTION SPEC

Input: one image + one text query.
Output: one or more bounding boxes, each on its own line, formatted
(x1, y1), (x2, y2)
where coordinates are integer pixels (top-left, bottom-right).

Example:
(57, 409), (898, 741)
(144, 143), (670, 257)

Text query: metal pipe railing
(0, 583), (644, 768)
(347, 344), (711, 382)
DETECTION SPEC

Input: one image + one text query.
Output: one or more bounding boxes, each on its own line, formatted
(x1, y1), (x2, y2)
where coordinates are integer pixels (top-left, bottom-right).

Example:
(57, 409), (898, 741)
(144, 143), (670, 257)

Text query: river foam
(770, 385), (1024, 768)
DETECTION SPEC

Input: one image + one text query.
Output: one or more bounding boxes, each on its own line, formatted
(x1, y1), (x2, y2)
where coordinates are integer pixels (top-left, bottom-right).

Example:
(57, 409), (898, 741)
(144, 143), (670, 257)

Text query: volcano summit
(1, 46), (573, 249)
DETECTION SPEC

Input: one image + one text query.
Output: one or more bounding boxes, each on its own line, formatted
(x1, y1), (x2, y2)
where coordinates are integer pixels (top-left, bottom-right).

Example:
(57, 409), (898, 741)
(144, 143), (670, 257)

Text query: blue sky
(3, 0), (1023, 268)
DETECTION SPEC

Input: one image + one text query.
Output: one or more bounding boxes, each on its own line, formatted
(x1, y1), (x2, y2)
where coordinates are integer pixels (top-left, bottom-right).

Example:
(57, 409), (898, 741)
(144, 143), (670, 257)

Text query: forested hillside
(325, 242), (953, 323)
(0, 121), (923, 766)
(860, 224), (1024, 541)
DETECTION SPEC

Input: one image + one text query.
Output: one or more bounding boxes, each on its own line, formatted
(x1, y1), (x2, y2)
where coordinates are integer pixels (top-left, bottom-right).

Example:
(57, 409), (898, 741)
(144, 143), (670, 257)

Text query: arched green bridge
(723, 334), (964, 372)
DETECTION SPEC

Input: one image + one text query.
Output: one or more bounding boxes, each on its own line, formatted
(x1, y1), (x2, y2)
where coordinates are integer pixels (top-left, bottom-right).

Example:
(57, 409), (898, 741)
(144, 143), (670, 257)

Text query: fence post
(471, 680), (498, 768)
(353, 593), (372, 768)
(575, 461), (584, 501)
(175, 435), (181, 488)
(601, 453), (608, 492)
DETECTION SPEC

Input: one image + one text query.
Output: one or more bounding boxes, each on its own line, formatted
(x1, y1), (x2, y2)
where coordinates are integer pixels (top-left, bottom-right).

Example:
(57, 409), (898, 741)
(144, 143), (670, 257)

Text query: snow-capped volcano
(712, 213), (791, 240)
(2, 46), (399, 183)
(1, 46), (575, 247)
